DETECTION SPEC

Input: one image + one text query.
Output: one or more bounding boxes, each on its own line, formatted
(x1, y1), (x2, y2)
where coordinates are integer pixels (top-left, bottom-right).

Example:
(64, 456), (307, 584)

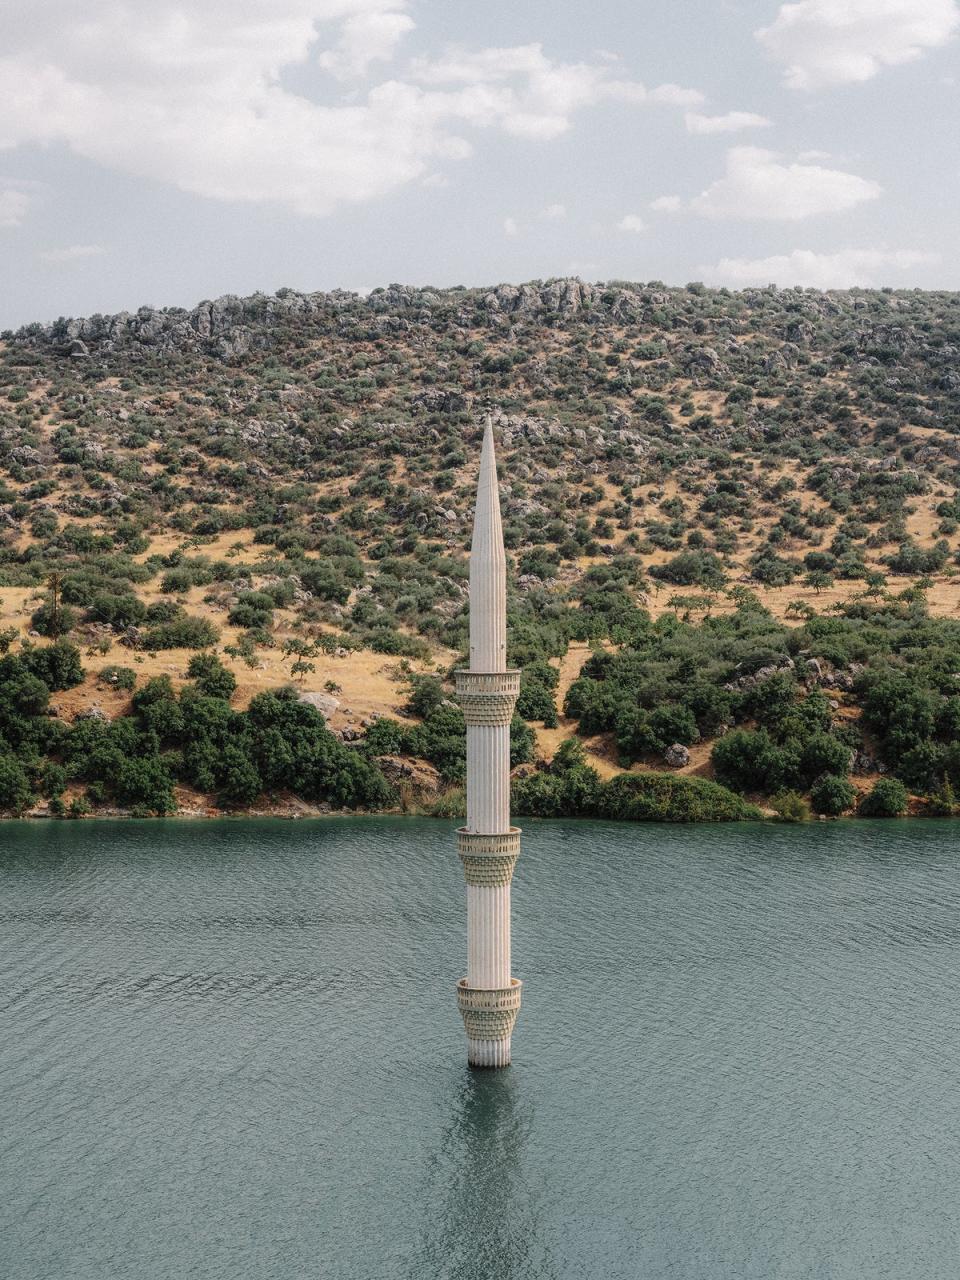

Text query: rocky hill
(2, 279), (960, 819)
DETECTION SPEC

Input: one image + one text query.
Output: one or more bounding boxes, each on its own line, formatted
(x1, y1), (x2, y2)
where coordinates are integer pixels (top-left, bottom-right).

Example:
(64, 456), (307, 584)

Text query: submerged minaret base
(454, 420), (521, 1068)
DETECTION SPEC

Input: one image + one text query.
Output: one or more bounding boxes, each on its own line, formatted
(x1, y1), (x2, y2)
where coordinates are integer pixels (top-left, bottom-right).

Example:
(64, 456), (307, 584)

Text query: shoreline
(1, 805), (940, 825)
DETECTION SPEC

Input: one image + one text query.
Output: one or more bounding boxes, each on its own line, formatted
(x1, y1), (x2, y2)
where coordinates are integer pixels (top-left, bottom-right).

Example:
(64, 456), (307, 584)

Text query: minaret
(454, 418), (522, 1068)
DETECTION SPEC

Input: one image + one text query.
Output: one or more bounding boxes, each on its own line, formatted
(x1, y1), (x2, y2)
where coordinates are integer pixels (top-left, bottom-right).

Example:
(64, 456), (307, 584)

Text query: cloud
(647, 83), (705, 106)
(757, 0), (960, 90)
(408, 42), (647, 139)
(39, 243), (106, 263)
(689, 147), (881, 220)
(685, 111), (772, 135)
(503, 216), (519, 236)
(0, 187), (30, 228)
(0, 8), (660, 216)
(543, 203), (566, 219)
(617, 214), (646, 232)
(703, 247), (938, 288)
(650, 195), (683, 212)
(317, 6), (414, 79)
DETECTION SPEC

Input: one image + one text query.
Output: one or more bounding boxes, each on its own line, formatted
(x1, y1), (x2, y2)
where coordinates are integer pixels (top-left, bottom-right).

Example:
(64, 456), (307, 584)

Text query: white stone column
(455, 419), (522, 1068)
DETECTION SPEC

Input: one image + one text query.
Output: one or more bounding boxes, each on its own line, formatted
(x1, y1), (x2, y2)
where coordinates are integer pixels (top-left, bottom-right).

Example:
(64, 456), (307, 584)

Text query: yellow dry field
(0, 531), (452, 733)
(4, 469), (960, 792)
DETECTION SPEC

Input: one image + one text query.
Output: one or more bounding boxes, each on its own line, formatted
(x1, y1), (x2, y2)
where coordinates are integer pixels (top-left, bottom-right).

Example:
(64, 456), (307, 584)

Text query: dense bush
(596, 772), (758, 822)
(516, 660), (559, 726)
(858, 778), (909, 817)
(186, 653), (237, 701)
(21, 641), (84, 691)
(98, 664), (137, 691)
(512, 739), (758, 822)
(810, 774), (857, 816)
(142, 617), (219, 650)
(770, 791), (810, 822)
(30, 600), (78, 637)
(0, 754), (32, 813)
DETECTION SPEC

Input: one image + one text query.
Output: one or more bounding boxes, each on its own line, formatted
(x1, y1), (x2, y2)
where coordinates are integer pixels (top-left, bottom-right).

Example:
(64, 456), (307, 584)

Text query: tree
(404, 674), (445, 719)
(771, 790), (810, 822)
(21, 640), (84, 691)
(280, 638), (320, 684)
(0, 755), (32, 813)
(186, 653), (237, 700)
(810, 774), (856, 816)
(858, 778), (908, 817)
(804, 570), (834, 595)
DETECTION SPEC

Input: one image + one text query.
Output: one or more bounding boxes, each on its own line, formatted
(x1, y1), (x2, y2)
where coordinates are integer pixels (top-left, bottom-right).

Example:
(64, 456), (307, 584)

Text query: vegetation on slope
(3, 278), (960, 819)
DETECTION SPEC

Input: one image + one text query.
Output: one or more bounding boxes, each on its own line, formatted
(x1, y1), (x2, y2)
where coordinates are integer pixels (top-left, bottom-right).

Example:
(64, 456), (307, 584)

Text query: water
(2, 817), (960, 1279)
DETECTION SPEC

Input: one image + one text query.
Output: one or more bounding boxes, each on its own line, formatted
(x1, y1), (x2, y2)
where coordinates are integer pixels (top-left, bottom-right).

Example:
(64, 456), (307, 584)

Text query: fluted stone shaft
(466, 724), (510, 833)
(455, 419), (522, 1068)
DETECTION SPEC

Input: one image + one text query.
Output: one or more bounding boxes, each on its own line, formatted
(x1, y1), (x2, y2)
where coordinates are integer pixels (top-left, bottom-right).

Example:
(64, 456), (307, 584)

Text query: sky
(1, 0), (959, 328)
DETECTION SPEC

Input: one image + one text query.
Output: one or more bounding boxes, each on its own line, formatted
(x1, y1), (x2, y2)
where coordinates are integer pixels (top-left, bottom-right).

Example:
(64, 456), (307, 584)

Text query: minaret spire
(455, 416), (522, 1068)
(469, 417), (507, 672)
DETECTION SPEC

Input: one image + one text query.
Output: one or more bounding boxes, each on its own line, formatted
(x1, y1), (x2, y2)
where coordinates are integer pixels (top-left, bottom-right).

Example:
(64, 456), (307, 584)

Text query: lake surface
(3, 817), (960, 1279)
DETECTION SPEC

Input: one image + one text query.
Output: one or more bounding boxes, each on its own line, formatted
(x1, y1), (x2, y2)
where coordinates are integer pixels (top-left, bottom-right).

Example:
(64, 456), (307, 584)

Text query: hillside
(2, 279), (960, 819)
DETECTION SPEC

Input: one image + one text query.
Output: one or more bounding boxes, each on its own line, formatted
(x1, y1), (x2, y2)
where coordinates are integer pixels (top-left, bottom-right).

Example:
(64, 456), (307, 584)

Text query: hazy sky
(1, 0), (959, 327)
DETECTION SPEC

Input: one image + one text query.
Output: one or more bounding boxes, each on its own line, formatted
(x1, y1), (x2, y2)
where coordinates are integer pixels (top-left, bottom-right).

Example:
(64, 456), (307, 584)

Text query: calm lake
(2, 817), (960, 1279)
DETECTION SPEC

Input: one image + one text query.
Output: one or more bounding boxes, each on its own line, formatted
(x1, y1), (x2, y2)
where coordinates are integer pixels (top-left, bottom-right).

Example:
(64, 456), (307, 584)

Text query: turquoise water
(2, 817), (960, 1279)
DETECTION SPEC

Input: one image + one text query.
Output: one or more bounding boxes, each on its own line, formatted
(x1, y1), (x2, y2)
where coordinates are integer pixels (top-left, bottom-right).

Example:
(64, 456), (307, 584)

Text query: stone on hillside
(664, 743), (690, 768)
(299, 691), (340, 718)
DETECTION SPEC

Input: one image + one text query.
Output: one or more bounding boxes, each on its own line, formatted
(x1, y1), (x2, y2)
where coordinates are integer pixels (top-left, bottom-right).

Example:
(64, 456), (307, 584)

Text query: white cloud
(0, 9), (661, 217)
(757, 0), (960, 90)
(647, 83), (705, 106)
(703, 247), (939, 288)
(689, 147), (881, 220)
(39, 243), (106, 263)
(0, 187), (30, 227)
(685, 111), (772, 135)
(617, 214), (646, 232)
(503, 216), (519, 237)
(317, 6), (414, 79)
(650, 195), (683, 212)
(409, 42), (648, 139)
(543, 202), (566, 219)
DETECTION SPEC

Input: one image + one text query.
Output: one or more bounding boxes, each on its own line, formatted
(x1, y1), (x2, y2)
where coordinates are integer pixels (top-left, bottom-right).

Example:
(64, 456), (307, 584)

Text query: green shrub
(98, 664), (137, 691)
(516, 660), (559, 724)
(86, 592), (147, 629)
(858, 778), (909, 817)
(0, 755), (32, 813)
(143, 617), (219, 650)
(596, 772), (759, 822)
(186, 653), (236, 701)
(30, 600), (78, 637)
(405, 674), (445, 719)
(810, 773), (857, 816)
(21, 640), (84, 691)
(649, 551), (726, 589)
(367, 627), (430, 659)
(770, 790), (810, 822)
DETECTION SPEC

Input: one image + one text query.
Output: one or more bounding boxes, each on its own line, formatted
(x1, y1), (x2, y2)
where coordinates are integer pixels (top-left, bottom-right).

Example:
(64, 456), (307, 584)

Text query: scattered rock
(299, 691), (340, 718)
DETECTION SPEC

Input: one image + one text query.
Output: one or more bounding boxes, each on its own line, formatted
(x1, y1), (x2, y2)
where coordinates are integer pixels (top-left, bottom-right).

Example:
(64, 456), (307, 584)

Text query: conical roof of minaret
(469, 417), (507, 671)
(473, 416), (503, 550)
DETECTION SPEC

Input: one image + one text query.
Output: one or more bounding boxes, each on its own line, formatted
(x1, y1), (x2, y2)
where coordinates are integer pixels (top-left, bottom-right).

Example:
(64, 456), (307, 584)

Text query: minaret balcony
(457, 827), (521, 886)
(454, 669), (520, 725)
(456, 977), (522, 1040)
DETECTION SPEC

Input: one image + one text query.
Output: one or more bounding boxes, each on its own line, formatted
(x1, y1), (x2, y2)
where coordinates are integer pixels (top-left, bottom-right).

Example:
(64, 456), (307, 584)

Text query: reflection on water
(408, 1070), (556, 1280)
(3, 816), (960, 1280)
